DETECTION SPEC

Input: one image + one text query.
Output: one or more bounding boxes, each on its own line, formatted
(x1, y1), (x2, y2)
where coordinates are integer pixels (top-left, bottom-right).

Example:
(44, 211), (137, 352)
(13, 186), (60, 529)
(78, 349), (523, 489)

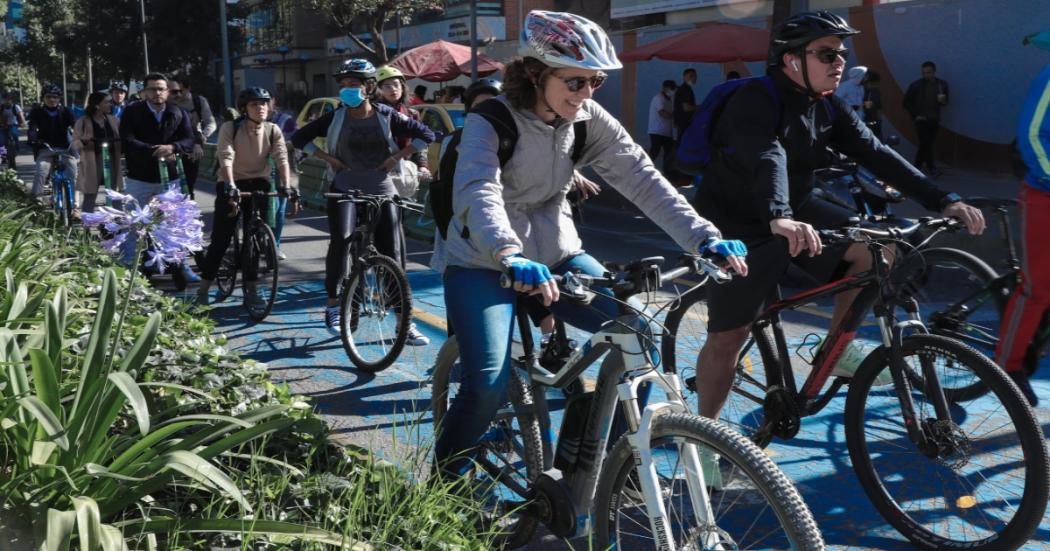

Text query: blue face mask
(339, 87), (366, 108)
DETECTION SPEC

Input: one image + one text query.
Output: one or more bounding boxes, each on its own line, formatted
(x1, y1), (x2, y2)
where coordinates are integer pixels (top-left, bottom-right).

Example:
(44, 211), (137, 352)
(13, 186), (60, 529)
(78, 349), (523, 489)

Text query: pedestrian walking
(71, 91), (124, 213)
(168, 77), (217, 199)
(648, 79), (676, 173)
(904, 61), (949, 177)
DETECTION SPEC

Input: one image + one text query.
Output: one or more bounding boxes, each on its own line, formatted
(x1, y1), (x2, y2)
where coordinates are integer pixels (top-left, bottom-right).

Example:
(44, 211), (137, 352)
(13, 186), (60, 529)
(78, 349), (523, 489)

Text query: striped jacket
(1017, 64), (1050, 191)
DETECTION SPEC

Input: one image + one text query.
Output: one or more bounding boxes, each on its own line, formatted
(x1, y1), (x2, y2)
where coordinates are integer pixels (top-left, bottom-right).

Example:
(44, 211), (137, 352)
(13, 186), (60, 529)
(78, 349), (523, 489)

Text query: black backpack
(431, 98), (586, 240)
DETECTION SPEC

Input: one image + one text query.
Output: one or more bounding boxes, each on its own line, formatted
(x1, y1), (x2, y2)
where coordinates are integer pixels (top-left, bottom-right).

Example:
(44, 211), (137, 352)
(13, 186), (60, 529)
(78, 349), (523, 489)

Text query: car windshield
(447, 108), (466, 130)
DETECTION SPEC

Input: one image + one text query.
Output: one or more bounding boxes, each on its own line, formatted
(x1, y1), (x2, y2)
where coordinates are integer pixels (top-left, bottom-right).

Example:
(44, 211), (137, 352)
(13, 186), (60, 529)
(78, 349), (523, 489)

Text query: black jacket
(694, 70), (948, 238)
(27, 106), (76, 150)
(672, 82), (696, 133)
(119, 101), (195, 183)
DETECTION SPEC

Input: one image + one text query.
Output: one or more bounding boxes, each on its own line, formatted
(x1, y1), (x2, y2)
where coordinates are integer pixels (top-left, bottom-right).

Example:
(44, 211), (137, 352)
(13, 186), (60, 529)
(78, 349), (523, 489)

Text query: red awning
(389, 40), (504, 82)
(620, 23), (770, 63)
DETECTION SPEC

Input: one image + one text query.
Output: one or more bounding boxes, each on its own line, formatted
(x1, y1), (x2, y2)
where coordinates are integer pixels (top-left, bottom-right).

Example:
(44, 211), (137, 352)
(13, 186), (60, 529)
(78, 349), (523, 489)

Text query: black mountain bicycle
(325, 191), (422, 372)
(661, 218), (1049, 550)
(211, 186), (282, 321)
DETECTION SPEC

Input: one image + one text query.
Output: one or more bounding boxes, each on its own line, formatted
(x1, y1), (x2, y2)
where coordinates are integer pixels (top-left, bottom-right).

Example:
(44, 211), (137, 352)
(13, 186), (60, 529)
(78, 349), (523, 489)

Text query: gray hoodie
(431, 96), (721, 273)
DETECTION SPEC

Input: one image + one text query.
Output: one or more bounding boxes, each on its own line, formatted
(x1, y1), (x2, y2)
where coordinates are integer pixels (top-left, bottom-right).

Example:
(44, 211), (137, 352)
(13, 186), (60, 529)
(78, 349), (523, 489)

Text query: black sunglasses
(805, 47), (849, 65)
(558, 73), (607, 93)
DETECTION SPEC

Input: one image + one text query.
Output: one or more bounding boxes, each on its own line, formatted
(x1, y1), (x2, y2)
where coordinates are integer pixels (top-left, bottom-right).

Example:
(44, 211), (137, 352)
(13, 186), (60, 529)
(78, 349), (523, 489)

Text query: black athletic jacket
(693, 70), (948, 237)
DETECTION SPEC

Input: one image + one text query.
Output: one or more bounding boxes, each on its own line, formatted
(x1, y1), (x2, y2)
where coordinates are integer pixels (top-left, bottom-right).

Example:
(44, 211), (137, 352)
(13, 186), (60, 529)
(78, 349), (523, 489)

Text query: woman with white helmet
(431, 10), (749, 479)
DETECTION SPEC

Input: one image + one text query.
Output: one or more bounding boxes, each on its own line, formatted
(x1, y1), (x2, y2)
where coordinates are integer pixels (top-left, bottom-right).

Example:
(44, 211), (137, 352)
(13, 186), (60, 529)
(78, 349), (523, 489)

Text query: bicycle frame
(517, 283), (714, 543)
(749, 239), (953, 454)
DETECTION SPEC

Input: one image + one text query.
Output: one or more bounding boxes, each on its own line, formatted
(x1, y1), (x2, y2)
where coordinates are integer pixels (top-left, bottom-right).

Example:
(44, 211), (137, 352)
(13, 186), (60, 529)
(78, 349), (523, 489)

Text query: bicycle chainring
(527, 469), (576, 538)
(763, 386), (801, 440)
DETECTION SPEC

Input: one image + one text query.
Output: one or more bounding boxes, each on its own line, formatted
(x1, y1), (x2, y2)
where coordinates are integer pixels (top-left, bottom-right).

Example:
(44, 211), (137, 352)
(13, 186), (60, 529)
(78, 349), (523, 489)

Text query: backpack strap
(471, 98), (519, 166)
(571, 120), (587, 164)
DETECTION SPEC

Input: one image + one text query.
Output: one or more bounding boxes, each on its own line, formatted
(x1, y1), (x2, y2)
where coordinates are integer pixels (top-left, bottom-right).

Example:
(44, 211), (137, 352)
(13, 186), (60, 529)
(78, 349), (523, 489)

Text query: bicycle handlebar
(818, 217), (962, 245)
(499, 254), (731, 300)
(323, 191), (424, 214)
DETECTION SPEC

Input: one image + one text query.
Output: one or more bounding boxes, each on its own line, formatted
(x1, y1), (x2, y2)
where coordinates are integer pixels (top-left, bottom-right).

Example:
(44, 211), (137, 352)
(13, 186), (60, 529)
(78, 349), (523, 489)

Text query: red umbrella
(389, 40), (504, 82)
(620, 23), (769, 63)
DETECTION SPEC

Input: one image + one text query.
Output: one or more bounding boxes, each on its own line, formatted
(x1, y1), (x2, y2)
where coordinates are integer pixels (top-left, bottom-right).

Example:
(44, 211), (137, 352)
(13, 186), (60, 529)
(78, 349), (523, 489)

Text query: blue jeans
(435, 253), (647, 476)
(273, 196), (287, 246)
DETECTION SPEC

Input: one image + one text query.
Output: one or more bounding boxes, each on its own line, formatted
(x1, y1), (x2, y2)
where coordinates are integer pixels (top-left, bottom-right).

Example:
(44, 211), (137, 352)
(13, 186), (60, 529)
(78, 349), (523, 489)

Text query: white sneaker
(406, 323), (429, 346)
(324, 306), (341, 336)
(831, 341), (893, 385)
(277, 248), (287, 260)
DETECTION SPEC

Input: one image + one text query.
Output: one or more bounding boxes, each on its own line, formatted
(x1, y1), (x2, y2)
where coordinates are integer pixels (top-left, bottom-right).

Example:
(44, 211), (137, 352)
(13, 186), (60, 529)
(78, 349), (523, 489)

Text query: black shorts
(706, 195), (855, 332)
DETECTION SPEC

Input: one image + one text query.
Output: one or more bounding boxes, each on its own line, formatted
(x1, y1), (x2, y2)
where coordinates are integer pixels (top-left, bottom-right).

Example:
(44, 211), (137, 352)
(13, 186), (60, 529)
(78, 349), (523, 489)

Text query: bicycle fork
(876, 304), (954, 458)
(619, 370), (720, 551)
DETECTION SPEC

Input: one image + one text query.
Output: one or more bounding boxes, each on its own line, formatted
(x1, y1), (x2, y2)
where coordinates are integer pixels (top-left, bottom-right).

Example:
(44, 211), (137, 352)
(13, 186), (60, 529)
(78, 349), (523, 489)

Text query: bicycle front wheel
(340, 254), (410, 371)
(244, 222), (279, 321)
(845, 334), (1049, 550)
(901, 248), (1007, 402)
(594, 413), (824, 550)
(214, 228), (239, 303)
(431, 337), (543, 549)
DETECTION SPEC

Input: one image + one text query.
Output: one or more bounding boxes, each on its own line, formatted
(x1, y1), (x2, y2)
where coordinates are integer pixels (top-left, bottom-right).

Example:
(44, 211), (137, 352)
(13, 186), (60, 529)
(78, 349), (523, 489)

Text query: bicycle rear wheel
(243, 222), (279, 321)
(845, 334), (1049, 550)
(214, 228), (239, 303)
(431, 337), (543, 549)
(339, 253), (410, 371)
(900, 248), (1007, 402)
(594, 413), (823, 550)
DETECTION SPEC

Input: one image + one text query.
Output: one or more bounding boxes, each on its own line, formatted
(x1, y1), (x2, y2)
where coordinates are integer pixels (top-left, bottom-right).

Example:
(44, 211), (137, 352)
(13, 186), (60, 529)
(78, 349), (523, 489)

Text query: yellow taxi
(294, 97), (340, 150)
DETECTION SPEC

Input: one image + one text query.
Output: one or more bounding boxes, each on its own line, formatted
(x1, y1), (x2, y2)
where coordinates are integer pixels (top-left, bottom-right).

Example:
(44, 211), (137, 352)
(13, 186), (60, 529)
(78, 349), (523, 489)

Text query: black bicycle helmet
(109, 81), (129, 92)
(237, 87), (272, 111)
(768, 11), (859, 68)
(41, 84), (62, 97)
(333, 58), (377, 82)
(463, 78), (503, 111)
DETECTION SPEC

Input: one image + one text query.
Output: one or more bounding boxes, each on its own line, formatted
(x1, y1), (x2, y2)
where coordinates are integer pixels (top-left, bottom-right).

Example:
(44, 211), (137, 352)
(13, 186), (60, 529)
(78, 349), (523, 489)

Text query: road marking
(413, 307), (448, 331)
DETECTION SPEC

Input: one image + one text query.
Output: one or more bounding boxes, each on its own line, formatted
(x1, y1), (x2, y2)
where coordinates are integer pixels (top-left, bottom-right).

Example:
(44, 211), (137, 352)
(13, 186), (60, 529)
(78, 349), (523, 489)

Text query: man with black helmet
(689, 11), (985, 421)
(109, 81), (130, 119)
(27, 84), (77, 196)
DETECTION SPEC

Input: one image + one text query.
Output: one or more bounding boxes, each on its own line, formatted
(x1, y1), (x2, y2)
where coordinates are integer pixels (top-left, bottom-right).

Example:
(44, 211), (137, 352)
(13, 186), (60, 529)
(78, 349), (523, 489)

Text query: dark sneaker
(324, 306), (341, 336)
(1007, 371), (1039, 407)
(196, 287), (210, 306)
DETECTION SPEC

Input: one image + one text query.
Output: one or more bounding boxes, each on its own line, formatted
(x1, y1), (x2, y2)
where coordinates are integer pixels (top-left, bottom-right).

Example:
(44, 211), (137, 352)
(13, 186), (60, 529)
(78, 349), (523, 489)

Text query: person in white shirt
(648, 79), (676, 173)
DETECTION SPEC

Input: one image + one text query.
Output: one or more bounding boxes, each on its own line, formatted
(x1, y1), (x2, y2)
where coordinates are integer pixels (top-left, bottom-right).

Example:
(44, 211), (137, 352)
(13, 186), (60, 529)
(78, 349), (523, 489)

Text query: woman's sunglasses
(558, 73), (607, 92)
(805, 47), (849, 65)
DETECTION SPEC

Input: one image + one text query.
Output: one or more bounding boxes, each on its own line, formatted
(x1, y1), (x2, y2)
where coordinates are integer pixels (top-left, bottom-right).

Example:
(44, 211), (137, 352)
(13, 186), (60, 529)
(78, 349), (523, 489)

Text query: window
(420, 109), (446, 136)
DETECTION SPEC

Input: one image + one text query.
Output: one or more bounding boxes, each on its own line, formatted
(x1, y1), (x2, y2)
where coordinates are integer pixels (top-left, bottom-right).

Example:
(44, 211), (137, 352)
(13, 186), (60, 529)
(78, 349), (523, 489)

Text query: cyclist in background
(71, 91), (123, 214)
(291, 59), (435, 344)
(689, 11), (984, 421)
(373, 65), (432, 184)
(197, 87), (290, 307)
(430, 10), (747, 478)
(996, 63), (1050, 407)
(1, 92), (26, 170)
(27, 84), (77, 197)
(109, 81), (130, 119)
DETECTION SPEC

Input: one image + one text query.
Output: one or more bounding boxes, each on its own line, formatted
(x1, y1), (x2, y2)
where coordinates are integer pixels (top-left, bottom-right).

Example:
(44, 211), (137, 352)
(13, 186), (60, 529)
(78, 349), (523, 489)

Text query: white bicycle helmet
(519, 10), (622, 71)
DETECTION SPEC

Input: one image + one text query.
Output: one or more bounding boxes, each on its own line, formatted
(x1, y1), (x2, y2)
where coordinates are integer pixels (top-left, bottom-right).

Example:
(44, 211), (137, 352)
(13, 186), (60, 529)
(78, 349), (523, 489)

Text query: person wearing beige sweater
(72, 92), (125, 213)
(196, 87), (290, 307)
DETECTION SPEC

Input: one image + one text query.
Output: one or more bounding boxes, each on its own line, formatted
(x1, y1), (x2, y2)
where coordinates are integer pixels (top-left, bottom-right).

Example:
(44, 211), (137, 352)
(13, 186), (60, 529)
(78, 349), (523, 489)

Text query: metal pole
(87, 45), (94, 93)
(219, 0), (233, 109)
(396, 10), (402, 55)
(61, 53), (68, 105)
(140, 0), (150, 74)
(470, 0), (478, 81)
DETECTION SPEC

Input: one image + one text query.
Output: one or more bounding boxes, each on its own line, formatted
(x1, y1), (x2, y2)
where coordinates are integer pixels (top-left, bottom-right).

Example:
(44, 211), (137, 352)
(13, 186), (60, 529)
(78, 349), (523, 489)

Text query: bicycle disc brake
(923, 418), (971, 469)
(762, 386), (801, 441)
(526, 469), (576, 538)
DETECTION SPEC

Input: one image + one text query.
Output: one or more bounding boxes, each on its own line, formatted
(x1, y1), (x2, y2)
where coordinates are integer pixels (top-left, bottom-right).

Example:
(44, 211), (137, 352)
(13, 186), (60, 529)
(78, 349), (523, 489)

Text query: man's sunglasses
(558, 73), (607, 92)
(805, 47), (849, 65)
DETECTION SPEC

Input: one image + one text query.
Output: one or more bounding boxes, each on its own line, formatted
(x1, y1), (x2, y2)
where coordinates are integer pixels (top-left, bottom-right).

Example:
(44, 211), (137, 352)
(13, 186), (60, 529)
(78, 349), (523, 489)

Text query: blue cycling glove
(499, 253), (553, 287)
(701, 238), (748, 258)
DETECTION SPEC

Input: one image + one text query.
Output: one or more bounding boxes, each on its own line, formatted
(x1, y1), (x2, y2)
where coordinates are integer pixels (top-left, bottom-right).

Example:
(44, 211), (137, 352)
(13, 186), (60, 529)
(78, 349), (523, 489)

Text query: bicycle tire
(339, 254), (410, 371)
(661, 286), (778, 448)
(431, 336), (543, 549)
(844, 334), (1049, 550)
(901, 248), (1007, 402)
(214, 226), (240, 303)
(594, 413), (824, 550)
(244, 222), (279, 322)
